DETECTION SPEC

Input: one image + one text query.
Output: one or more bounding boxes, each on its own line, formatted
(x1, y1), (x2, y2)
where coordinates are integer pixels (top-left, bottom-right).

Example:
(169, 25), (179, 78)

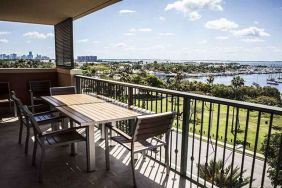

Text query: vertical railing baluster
(249, 111), (261, 188)
(180, 96), (191, 176)
(197, 101), (205, 183)
(170, 95), (174, 167)
(274, 133), (282, 188)
(261, 113), (273, 187)
(204, 102), (213, 187)
(240, 109), (250, 185)
(190, 99), (197, 182)
(230, 107), (240, 187)
(222, 105), (230, 175)
(211, 104), (220, 188)
(174, 96), (180, 171)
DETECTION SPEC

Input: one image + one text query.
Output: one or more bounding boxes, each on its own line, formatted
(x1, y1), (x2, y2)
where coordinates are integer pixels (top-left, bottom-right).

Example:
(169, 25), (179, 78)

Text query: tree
(145, 75), (164, 88)
(207, 76), (215, 85)
(261, 133), (282, 186)
(231, 76), (245, 88)
(199, 160), (251, 187)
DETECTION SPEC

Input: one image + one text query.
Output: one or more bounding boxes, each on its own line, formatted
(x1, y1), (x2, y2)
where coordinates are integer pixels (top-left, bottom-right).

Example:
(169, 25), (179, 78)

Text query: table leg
(100, 123), (105, 139)
(70, 120), (77, 156)
(110, 121), (116, 146)
(87, 125), (96, 172)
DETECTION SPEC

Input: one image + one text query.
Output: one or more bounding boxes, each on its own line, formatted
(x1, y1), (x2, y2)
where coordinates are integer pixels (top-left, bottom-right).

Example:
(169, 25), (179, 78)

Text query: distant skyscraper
(77, 56), (97, 62)
(9, 53), (17, 59)
(27, 51), (33, 59)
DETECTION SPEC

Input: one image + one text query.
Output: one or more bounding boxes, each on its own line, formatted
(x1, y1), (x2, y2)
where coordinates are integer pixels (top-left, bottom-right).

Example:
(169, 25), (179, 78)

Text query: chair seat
(112, 136), (166, 153)
(44, 130), (85, 146)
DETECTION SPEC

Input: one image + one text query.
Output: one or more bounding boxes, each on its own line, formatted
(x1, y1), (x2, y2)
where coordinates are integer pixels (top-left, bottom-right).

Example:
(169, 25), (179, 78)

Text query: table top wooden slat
(56, 102), (142, 126)
(42, 94), (106, 107)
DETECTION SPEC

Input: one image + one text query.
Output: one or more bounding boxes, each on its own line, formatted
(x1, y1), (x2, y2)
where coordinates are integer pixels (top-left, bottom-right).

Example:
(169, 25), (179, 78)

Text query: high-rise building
(77, 56), (97, 62)
(9, 53), (17, 59)
(27, 51), (33, 59)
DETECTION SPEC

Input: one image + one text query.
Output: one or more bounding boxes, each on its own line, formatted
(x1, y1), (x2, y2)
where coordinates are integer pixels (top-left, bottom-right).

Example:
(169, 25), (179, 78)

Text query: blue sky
(0, 0), (282, 61)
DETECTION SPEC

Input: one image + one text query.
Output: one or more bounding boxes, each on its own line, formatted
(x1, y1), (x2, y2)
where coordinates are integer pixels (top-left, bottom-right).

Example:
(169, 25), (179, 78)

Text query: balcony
(0, 69), (281, 187)
(0, 1), (281, 187)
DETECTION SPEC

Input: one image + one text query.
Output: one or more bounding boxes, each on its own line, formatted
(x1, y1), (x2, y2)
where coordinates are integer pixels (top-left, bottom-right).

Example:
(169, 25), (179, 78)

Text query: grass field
(132, 94), (282, 152)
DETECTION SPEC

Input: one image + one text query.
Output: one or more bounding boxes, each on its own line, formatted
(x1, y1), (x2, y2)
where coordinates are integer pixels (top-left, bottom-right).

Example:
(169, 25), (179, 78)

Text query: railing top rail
(76, 75), (282, 115)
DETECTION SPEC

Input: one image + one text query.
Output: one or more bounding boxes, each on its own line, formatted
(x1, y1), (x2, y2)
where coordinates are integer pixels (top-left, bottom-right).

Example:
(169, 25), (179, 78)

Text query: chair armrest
(41, 126), (87, 137)
(106, 124), (132, 141)
(33, 109), (59, 116)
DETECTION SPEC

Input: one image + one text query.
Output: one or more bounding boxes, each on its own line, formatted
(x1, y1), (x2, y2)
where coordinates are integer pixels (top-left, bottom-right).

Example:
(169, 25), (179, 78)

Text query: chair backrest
(21, 105), (42, 136)
(11, 91), (24, 120)
(0, 82), (10, 99)
(133, 112), (175, 142)
(29, 80), (51, 96)
(50, 86), (76, 96)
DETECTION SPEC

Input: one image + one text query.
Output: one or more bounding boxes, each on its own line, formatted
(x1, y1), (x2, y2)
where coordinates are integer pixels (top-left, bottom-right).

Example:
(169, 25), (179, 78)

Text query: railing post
(180, 96), (191, 176)
(75, 76), (81, 94)
(128, 87), (133, 107)
(128, 87), (134, 135)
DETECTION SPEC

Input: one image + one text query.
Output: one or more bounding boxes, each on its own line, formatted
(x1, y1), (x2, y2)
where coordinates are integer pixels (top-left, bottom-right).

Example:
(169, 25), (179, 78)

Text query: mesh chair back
(133, 112), (175, 141)
(50, 86), (76, 96)
(29, 80), (51, 97)
(21, 105), (42, 136)
(11, 91), (24, 119)
(0, 82), (10, 99)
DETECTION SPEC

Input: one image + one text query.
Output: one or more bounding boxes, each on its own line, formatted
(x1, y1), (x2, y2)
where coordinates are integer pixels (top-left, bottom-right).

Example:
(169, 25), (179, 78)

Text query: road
(156, 130), (271, 187)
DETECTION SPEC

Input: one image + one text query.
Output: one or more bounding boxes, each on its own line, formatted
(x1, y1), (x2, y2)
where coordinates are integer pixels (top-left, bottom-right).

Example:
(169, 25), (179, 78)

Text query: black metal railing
(76, 75), (282, 188)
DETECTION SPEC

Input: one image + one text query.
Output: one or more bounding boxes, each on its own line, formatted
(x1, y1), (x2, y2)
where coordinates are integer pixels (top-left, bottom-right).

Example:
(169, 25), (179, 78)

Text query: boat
(267, 78), (279, 85)
(278, 73), (282, 80)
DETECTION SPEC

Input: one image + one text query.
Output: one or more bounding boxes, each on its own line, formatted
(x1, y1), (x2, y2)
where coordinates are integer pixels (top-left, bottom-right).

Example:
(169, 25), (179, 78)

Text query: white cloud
(231, 27), (270, 38)
(46, 33), (54, 37)
(242, 38), (264, 43)
(129, 28), (137, 32)
(92, 41), (100, 44)
(215, 36), (228, 40)
(198, 40), (208, 44)
(77, 39), (89, 43)
(0, 31), (10, 35)
(205, 18), (239, 31)
(113, 42), (127, 48)
(124, 32), (135, 36)
(0, 39), (8, 43)
(159, 16), (166, 21)
(119, 10), (136, 14)
(189, 11), (201, 21)
(128, 28), (152, 32)
(138, 28), (152, 32)
(165, 0), (223, 21)
(23, 31), (54, 39)
(159, 32), (174, 36)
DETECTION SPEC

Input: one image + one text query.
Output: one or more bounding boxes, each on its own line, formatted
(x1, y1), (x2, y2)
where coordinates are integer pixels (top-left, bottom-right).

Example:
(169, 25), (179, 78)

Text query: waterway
(187, 73), (282, 92)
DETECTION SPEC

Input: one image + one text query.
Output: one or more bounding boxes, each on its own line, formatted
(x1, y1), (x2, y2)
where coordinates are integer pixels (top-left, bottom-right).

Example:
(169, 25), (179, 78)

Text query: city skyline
(0, 0), (282, 61)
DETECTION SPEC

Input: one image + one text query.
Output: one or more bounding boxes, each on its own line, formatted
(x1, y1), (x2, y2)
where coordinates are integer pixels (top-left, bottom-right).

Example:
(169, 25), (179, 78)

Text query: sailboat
(267, 74), (279, 85)
(278, 73), (282, 80)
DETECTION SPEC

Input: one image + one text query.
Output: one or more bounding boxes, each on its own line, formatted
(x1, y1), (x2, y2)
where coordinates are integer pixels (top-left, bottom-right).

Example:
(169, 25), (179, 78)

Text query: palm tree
(207, 76), (215, 85)
(231, 76), (245, 88)
(199, 160), (252, 187)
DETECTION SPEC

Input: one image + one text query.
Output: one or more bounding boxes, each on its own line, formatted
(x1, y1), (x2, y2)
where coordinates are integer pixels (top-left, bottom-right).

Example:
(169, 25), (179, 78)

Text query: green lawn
(132, 94), (282, 153)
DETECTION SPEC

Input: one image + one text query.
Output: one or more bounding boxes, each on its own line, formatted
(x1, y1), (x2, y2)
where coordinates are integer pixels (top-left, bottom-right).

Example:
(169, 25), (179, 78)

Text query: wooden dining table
(42, 94), (142, 172)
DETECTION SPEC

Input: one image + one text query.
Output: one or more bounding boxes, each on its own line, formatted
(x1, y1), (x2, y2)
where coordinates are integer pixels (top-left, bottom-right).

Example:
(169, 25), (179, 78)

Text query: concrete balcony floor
(0, 116), (195, 188)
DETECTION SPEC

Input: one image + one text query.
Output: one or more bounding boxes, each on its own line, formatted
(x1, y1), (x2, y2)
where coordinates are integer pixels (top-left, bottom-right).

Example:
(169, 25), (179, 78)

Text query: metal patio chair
(104, 111), (175, 187)
(50, 86), (76, 96)
(0, 82), (13, 115)
(11, 91), (65, 154)
(29, 80), (51, 113)
(21, 105), (88, 182)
